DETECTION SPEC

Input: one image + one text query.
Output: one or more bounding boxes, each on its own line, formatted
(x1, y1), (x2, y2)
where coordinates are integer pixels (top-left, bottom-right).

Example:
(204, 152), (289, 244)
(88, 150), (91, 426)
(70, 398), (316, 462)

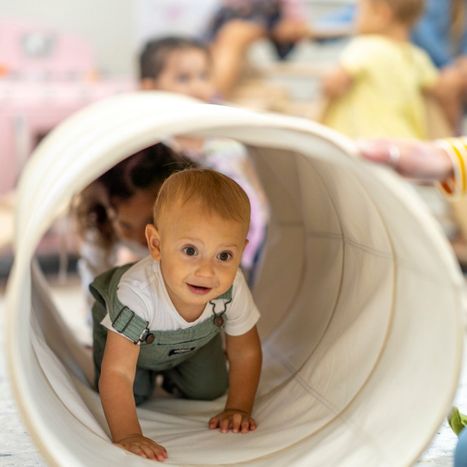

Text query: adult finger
(357, 139), (395, 164)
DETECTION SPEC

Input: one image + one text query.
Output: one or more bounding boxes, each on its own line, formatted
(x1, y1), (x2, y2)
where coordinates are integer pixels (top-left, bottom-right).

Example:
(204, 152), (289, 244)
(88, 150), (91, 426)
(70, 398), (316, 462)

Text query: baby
(90, 168), (262, 461)
(321, 0), (448, 139)
(139, 35), (269, 280)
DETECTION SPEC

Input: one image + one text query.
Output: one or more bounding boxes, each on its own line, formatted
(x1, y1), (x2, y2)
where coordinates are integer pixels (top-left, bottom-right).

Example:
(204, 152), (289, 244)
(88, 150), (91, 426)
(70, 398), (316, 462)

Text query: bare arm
(209, 326), (262, 433)
(322, 67), (353, 99)
(423, 70), (462, 131)
(424, 67), (462, 99)
(99, 331), (167, 461)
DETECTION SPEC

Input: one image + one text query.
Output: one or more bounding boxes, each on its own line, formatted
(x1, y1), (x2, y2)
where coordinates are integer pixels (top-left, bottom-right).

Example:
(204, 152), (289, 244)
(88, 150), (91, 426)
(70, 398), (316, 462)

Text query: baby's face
(146, 200), (247, 317)
(152, 48), (215, 102)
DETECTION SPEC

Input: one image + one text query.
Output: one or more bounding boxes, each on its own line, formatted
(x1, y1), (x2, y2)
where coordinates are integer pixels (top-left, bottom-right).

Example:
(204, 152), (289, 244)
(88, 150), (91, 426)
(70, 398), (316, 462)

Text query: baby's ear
(145, 224), (161, 260)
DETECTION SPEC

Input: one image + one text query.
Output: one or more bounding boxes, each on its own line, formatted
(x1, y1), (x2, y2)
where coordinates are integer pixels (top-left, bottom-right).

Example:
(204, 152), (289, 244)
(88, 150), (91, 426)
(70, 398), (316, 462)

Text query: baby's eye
(182, 246), (198, 256)
(116, 220), (133, 233)
(176, 73), (191, 83)
(217, 251), (233, 262)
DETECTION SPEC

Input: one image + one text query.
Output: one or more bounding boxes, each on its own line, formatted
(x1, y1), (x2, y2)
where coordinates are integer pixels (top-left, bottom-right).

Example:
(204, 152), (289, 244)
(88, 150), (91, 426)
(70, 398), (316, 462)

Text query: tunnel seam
(259, 152), (395, 460)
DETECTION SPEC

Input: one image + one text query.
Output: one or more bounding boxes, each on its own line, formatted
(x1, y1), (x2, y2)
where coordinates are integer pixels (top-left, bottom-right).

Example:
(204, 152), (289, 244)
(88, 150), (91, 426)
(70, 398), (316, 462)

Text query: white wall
(0, 0), (355, 77)
(0, 0), (137, 76)
(135, 0), (219, 46)
(0, 0), (221, 77)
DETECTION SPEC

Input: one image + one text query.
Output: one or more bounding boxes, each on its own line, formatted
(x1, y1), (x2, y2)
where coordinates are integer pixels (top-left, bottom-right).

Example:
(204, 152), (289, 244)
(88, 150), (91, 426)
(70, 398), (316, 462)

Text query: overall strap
(115, 286), (234, 341)
(209, 286), (233, 327)
(110, 305), (153, 344)
(90, 263), (153, 345)
(92, 264), (235, 342)
(113, 285), (234, 342)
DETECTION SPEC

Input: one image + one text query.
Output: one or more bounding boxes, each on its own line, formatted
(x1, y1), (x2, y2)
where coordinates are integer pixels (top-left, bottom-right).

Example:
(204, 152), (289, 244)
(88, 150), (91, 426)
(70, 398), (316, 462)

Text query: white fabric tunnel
(5, 93), (466, 466)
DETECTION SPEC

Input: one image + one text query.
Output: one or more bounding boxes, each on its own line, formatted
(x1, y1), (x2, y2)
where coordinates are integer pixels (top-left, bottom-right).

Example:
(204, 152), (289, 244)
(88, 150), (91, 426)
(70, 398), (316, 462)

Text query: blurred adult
(205, 0), (348, 97)
(411, 0), (467, 131)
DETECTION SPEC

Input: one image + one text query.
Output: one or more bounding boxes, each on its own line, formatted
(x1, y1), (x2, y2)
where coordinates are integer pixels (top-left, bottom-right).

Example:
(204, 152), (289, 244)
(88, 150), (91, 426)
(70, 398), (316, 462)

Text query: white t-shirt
(101, 256), (260, 340)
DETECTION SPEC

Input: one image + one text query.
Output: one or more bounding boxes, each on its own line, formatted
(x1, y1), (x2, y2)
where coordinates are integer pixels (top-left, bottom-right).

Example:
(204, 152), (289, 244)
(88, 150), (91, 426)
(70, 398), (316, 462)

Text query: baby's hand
(209, 408), (257, 433)
(115, 434), (168, 461)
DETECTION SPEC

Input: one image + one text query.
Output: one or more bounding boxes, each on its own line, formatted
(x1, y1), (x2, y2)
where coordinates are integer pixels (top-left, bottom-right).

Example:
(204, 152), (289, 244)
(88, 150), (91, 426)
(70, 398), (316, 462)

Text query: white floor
(0, 275), (466, 466)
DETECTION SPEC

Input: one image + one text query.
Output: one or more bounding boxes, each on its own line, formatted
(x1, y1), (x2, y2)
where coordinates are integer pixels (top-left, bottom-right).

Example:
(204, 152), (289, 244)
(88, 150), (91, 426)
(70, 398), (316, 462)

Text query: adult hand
(357, 138), (453, 182)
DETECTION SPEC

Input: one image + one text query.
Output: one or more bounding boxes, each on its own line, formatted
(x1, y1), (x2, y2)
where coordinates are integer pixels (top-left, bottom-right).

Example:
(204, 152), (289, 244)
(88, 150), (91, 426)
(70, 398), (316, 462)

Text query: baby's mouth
(187, 283), (212, 295)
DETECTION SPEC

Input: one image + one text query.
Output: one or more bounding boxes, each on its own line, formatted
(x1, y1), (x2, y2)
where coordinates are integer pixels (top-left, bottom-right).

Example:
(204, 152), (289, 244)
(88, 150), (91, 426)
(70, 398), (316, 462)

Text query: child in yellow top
(91, 169), (262, 461)
(321, 0), (445, 139)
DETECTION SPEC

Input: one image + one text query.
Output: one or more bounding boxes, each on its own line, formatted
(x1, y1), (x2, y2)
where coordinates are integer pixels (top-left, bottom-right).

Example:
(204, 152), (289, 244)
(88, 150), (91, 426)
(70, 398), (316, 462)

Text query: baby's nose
(195, 260), (215, 277)
(192, 82), (214, 102)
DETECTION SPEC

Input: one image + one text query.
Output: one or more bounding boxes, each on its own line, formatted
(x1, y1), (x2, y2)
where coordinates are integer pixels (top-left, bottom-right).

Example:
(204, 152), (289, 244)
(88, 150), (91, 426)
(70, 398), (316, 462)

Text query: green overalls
(90, 264), (231, 405)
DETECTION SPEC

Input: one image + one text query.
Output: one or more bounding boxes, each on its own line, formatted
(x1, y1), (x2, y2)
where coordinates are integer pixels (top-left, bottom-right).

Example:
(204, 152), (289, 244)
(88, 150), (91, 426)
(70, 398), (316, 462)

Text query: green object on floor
(448, 407), (467, 436)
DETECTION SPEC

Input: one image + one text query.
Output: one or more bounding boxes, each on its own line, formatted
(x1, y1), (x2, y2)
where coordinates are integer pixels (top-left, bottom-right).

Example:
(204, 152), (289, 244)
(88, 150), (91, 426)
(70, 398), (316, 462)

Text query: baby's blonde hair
(373, 0), (425, 26)
(154, 168), (251, 233)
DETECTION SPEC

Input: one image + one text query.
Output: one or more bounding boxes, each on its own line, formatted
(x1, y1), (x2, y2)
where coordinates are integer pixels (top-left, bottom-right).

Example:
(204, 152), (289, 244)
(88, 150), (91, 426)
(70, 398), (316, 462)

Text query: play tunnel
(5, 92), (465, 466)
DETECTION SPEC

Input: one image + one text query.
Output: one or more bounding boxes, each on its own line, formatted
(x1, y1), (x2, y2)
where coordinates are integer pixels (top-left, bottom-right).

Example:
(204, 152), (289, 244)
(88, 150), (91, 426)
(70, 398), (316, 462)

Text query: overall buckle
(111, 307), (135, 333)
(138, 326), (155, 345)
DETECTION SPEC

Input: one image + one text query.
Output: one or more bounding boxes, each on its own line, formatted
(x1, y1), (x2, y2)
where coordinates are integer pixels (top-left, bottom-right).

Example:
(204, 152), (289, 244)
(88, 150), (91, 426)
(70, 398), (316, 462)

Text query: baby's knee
(185, 374), (228, 401)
